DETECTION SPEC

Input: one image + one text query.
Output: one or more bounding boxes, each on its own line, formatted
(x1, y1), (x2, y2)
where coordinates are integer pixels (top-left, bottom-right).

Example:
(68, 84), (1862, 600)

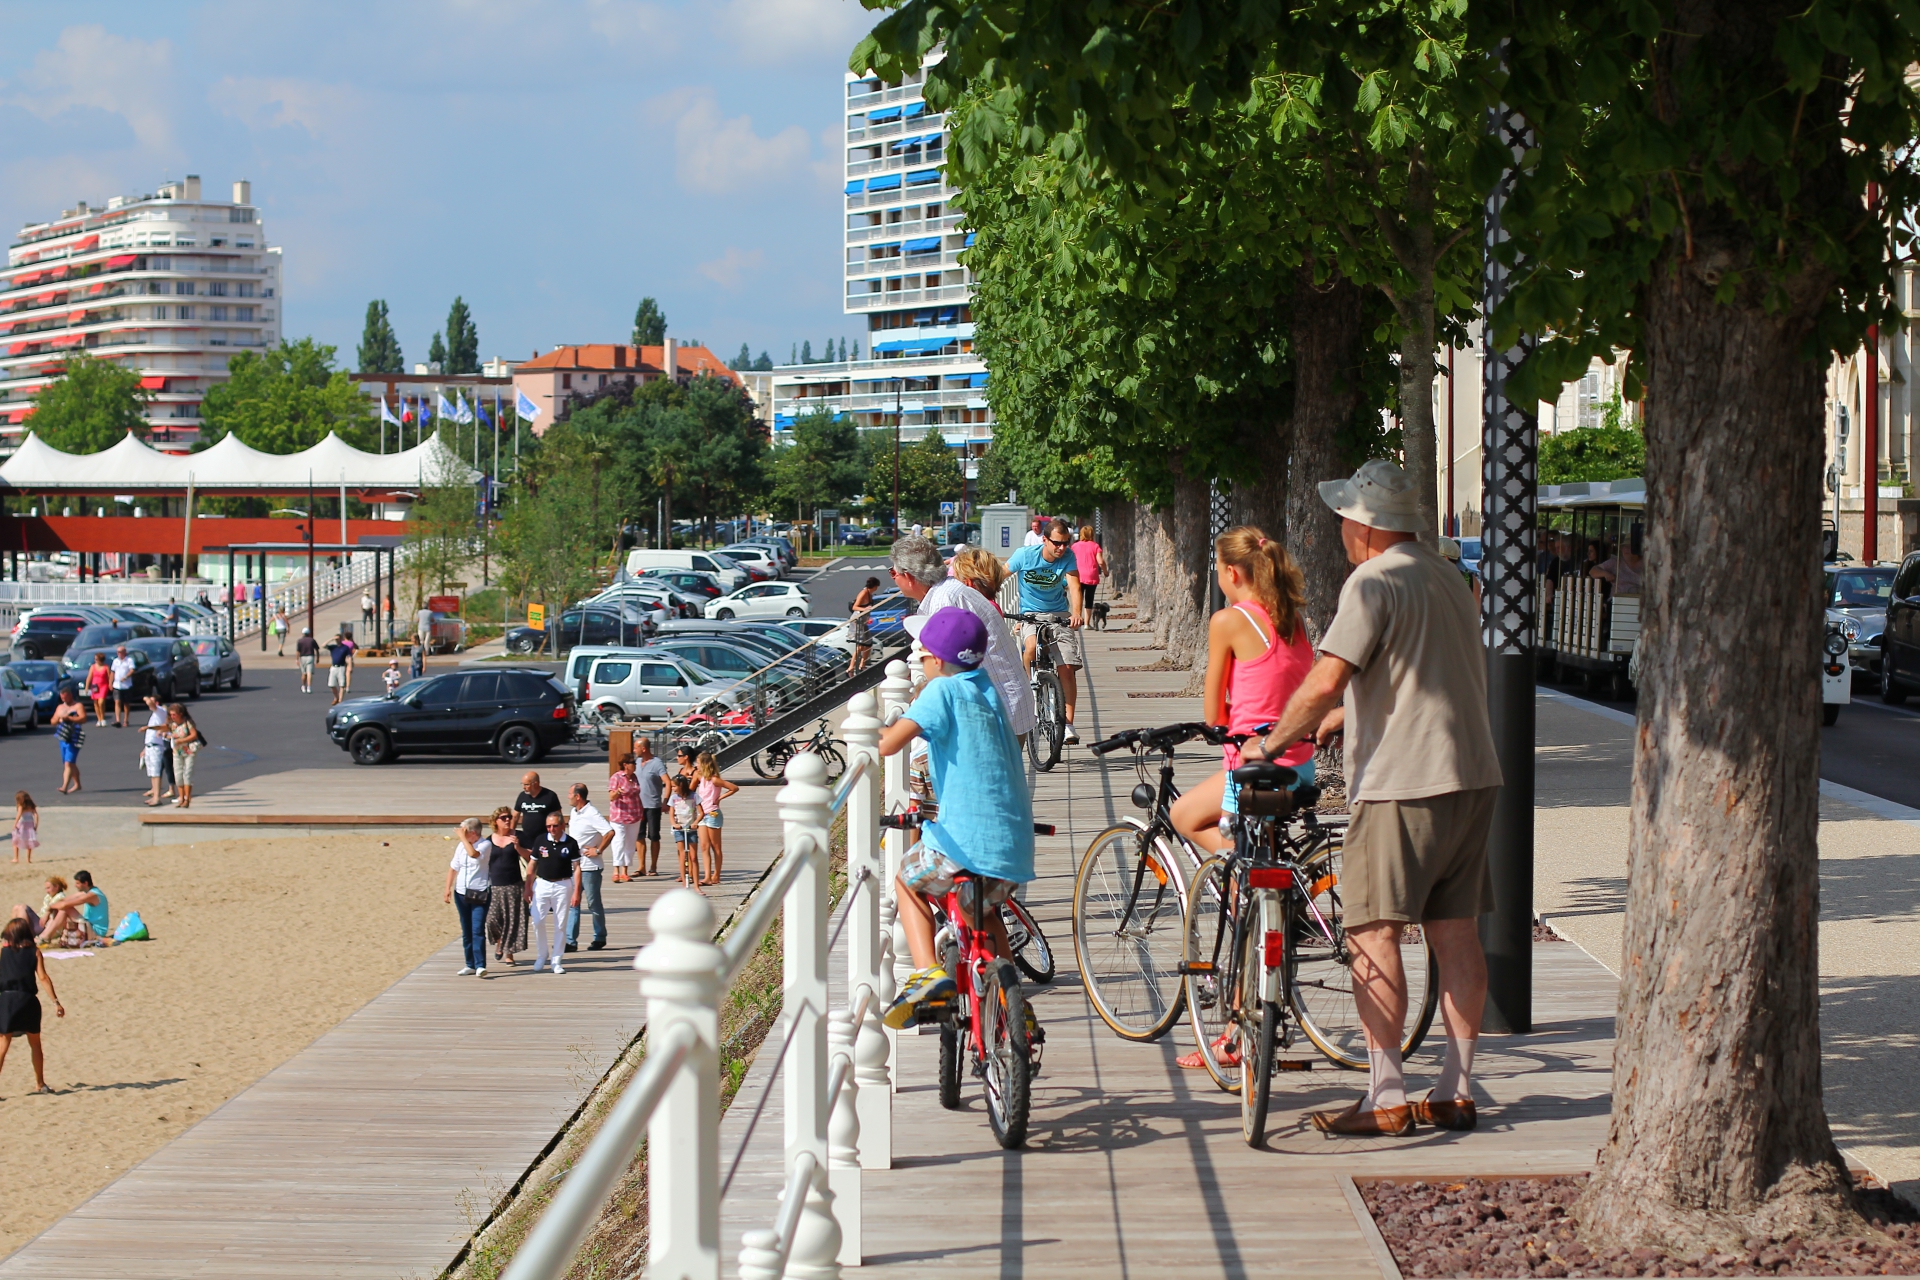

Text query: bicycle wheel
(751, 743), (791, 780)
(1001, 896), (1056, 984)
(1286, 838), (1439, 1069)
(1072, 822), (1189, 1041)
(982, 961), (1032, 1149)
(1239, 922), (1279, 1147)
(1028, 670), (1064, 772)
(815, 743), (847, 783)
(938, 1025), (962, 1110)
(1180, 856), (1240, 1093)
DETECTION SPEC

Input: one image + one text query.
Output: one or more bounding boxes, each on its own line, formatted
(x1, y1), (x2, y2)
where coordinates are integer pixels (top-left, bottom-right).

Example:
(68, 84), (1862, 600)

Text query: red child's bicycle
(883, 810), (1053, 1150)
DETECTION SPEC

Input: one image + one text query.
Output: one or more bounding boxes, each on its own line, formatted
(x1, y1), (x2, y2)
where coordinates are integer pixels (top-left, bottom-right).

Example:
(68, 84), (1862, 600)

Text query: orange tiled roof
(517, 343), (741, 384)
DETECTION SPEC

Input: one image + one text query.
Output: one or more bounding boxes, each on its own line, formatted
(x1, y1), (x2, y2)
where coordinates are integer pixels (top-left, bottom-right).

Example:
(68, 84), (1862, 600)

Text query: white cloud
(719, 0), (874, 67)
(5, 25), (178, 154)
(698, 246), (765, 290)
(208, 76), (365, 143)
(662, 89), (813, 195)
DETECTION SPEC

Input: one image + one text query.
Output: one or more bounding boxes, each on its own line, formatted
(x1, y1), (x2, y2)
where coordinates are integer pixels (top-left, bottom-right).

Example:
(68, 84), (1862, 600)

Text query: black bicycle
(1009, 612), (1068, 772)
(750, 717), (846, 782)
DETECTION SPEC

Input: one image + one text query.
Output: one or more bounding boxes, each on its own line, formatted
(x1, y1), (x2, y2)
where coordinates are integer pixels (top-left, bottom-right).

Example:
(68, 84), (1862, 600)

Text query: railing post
(877, 660), (914, 1021)
(839, 691), (891, 1167)
(827, 1009), (862, 1267)
(635, 889), (723, 1280)
(778, 755), (841, 1280)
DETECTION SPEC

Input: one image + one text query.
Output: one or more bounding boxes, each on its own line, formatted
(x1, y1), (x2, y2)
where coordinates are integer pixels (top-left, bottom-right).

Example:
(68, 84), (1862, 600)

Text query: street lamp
(892, 376), (903, 535)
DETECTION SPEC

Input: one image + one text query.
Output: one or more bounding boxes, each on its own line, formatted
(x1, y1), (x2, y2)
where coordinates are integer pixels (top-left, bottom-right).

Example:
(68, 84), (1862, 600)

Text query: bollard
(839, 690), (891, 1165)
(635, 890), (723, 1280)
(778, 754), (838, 1279)
(827, 1009), (862, 1267)
(878, 660), (915, 1005)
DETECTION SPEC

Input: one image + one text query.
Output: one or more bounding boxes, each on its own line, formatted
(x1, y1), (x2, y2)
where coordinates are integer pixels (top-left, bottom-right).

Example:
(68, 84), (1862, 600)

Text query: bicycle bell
(1130, 782), (1156, 810)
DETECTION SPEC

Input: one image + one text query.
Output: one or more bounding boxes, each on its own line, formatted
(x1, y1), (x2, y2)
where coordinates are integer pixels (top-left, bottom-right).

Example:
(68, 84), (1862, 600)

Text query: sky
(0, 0), (877, 370)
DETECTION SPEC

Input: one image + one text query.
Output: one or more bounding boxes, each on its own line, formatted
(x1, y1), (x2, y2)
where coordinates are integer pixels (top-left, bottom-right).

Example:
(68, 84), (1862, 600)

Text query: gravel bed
(1360, 1174), (1920, 1278)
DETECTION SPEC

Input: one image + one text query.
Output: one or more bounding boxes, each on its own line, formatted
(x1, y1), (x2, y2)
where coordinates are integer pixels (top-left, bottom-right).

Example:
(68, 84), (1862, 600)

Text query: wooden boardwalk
(0, 781), (794, 1279)
(718, 623), (1619, 1277)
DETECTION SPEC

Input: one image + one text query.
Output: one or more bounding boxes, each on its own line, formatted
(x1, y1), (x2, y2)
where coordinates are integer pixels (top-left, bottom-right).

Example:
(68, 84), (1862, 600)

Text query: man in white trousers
(528, 811), (582, 974)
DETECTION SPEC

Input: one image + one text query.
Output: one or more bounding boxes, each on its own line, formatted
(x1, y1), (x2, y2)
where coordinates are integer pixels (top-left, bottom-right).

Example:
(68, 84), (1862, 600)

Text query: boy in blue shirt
(1004, 517), (1086, 742)
(880, 607), (1036, 1028)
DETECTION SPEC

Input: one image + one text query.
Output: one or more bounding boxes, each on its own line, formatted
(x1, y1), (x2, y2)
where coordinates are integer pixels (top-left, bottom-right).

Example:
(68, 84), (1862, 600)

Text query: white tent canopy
(0, 430), (480, 493)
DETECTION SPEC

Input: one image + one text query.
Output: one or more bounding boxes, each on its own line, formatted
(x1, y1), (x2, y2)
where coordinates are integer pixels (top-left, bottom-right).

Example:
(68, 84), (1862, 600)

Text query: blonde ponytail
(1215, 525), (1305, 644)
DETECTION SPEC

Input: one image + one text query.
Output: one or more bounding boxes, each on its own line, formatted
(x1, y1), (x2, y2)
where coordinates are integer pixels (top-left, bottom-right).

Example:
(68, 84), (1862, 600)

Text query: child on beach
(383, 659), (403, 697)
(667, 775), (701, 890)
(11, 793), (37, 864)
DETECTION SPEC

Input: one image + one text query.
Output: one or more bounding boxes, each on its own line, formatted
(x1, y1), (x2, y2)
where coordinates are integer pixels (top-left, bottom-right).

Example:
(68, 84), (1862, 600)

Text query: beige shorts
(1342, 787), (1498, 927)
(1019, 614), (1085, 669)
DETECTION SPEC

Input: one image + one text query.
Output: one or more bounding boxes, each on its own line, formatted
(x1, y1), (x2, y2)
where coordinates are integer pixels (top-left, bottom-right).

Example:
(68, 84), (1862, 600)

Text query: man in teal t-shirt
(1004, 516), (1086, 743)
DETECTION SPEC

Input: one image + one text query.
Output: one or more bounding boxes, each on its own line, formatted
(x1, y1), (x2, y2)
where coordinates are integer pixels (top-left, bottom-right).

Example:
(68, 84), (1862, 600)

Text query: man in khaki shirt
(1244, 459), (1501, 1138)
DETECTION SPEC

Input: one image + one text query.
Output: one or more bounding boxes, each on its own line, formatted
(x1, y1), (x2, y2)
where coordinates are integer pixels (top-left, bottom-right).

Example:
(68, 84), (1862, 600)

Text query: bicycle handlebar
(881, 811), (1054, 836)
(1088, 721), (1229, 756)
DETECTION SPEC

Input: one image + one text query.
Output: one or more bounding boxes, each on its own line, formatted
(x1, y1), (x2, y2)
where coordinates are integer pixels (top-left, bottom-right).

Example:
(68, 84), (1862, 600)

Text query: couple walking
(1177, 459), (1502, 1135)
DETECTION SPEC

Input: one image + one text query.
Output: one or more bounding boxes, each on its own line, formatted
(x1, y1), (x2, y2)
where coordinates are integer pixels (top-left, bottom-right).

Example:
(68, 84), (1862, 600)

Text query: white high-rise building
(771, 63), (994, 511)
(0, 174), (284, 453)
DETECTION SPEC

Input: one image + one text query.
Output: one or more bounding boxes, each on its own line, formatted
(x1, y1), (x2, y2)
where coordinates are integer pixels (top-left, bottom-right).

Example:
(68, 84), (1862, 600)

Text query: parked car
(9, 611), (97, 660)
(189, 635), (245, 690)
(783, 617), (852, 652)
(650, 620), (834, 679)
(651, 639), (809, 710)
(590, 582), (704, 619)
(580, 648), (738, 722)
(720, 544), (785, 579)
(705, 582), (812, 621)
(839, 527), (872, 546)
(943, 522), (980, 548)
(1873, 554), (1920, 703)
(6, 660), (67, 720)
(60, 646), (159, 701)
(0, 665), (39, 732)
(1824, 563), (1895, 678)
(127, 636), (204, 700)
(708, 550), (770, 584)
(741, 535), (799, 568)
(640, 568), (727, 601)
(70, 623), (163, 652)
(505, 606), (650, 655)
(327, 667), (576, 765)
(624, 549), (748, 591)
(1457, 537), (1483, 578)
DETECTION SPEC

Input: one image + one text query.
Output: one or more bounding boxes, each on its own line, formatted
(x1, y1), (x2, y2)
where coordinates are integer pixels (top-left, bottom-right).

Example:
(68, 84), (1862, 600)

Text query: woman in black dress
(0, 915), (62, 1094)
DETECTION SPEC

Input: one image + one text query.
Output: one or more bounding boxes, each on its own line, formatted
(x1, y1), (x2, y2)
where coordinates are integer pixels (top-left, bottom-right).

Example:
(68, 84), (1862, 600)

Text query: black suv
(1878, 552), (1920, 703)
(326, 667), (576, 765)
(12, 612), (96, 660)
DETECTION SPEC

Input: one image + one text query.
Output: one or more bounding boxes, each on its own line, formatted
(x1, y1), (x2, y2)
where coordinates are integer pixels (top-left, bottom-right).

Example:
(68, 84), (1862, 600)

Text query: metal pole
(1479, 86), (1537, 1036)
(307, 472), (316, 640)
(227, 548), (236, 640)
(1446, 344), (1457, 536)
(892, 379), (901, 534)
(374, 548), (383, 649)
(1866, 326), (1881, 564)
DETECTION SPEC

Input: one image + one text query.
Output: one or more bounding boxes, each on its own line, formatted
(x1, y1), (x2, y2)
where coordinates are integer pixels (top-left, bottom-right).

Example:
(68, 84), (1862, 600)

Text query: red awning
(69, 310), (88, 322)
(87, 283), (106, 295)
(74, 235), (99, 252)
(139, 375), (167, 390)
(104, 254), (138, 269)
(50, 335), (83, 348)
(29, 292), (58, 306)
(10, 272), (42, 288)
(47, 267), (68, 281)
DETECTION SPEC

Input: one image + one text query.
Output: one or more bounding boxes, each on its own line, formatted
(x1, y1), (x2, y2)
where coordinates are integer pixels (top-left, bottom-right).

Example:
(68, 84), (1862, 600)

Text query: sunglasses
(1045, 538), (1071, 548)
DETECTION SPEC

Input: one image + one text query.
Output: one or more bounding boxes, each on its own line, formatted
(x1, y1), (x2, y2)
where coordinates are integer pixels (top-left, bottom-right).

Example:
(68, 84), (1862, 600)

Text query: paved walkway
(0, 787), (789, 1278)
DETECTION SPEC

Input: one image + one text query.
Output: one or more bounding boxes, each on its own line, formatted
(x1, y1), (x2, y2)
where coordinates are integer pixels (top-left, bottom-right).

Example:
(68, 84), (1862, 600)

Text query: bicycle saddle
(1231, 761), (1297, 790)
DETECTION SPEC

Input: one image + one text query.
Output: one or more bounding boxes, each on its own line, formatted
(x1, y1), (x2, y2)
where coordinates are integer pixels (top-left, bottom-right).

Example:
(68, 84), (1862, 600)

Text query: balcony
(845, 284), (972, 311)
(846, 249), (964, 278)
(845, 214), (965, 244)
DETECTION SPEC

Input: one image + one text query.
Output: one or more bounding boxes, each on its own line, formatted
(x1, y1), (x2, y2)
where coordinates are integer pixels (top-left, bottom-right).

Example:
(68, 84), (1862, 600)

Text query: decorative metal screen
(1481, 99), (1538, 654)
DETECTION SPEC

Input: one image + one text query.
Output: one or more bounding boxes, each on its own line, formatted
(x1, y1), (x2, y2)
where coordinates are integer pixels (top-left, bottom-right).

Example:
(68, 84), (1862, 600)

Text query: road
(1544, 669), (1920, 811)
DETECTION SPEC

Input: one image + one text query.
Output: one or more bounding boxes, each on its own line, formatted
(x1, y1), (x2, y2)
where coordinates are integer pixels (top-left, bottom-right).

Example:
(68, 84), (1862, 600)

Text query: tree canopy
(769, 409), (866, 519)
(356, 300), (403, 373)
(200, 338), (374, 453)
(632, 297), (667, 346)
(25, 353), (151, 453)
(443, 297), (479, 375)
(1538, 422), (1645, 485)
(868, 428), (965, 524)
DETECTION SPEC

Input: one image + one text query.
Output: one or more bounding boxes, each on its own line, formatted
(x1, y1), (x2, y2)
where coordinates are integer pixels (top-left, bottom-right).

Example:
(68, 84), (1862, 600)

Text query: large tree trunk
(1227, 396), (1292, 538)
(1136, 502), (1165, 631)
(1102, 500), (1134, 598)
(1378, 151), (1441, 546)
(1159, 470), (1209, 668)
(1288, 269), (1367, 641)
(1576, 33), (1854, 1246)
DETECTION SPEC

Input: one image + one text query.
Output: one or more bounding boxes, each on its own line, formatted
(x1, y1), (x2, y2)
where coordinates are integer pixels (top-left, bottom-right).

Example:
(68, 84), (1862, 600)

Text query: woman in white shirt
(442, 817), (492, 977)
(140, 695), (172, 807)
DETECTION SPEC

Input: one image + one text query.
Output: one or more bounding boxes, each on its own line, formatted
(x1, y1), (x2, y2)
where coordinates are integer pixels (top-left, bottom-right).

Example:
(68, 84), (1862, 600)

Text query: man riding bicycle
(879, 608), (1036, 1028)
(1006, 517), (1086, 743)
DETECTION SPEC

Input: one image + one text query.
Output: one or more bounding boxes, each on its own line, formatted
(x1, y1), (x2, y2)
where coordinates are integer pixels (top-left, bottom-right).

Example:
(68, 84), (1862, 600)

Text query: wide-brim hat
(1318, 459), (1424, 533)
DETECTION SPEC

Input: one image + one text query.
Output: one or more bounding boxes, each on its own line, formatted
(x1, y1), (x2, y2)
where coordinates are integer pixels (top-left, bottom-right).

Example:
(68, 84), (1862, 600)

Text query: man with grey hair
(888, 535), (1034, 737)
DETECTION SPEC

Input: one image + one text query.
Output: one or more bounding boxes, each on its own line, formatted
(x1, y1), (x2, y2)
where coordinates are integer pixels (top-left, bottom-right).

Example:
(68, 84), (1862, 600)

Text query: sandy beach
(0, 831), (461, 1256)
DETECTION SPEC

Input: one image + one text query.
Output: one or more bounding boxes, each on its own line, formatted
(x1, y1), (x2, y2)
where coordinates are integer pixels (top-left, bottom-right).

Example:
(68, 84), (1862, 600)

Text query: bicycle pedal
(1177, 961), (1214, 975)
(1275, 1060), (1314, 1071)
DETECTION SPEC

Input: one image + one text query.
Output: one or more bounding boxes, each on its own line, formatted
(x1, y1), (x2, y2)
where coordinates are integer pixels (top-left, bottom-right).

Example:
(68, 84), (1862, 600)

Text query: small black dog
(1090, 601), (1110, 630)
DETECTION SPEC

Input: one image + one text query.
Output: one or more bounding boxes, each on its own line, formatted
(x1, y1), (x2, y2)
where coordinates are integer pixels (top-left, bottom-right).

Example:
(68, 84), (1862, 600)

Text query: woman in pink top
(1170, 526), (1316, 858)
(1070, 527), (1108, 609)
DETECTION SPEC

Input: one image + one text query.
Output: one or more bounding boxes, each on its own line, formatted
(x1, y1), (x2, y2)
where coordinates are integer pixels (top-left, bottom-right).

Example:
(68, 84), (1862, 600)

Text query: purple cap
(904, 607), (988, 669)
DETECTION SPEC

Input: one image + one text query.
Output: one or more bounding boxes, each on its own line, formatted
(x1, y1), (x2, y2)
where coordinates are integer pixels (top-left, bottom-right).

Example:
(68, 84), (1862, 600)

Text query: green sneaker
(883, 966), (956, 1029)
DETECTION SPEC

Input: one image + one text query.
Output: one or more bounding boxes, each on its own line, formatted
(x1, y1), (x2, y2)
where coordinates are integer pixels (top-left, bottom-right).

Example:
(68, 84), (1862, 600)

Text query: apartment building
(771, 61), (994, 479)
(0, 175), (284, 452)
(511, 340), (740, 433)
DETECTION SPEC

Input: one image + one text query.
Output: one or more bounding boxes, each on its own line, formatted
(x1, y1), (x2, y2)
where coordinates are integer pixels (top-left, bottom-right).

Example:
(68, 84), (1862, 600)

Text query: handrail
(830, 751), (872, 814)
(497, 1020), (697, 1280)
(719, 831), (818, 984)
(737, 1151), (817, 1280)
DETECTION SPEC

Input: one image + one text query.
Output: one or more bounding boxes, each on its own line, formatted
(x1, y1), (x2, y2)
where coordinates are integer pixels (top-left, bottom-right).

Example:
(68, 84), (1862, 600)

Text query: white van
(624, 549), (747, 590)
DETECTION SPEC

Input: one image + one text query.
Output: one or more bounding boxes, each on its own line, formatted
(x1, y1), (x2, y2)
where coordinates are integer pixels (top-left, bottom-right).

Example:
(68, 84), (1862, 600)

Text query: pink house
(511, 340), (741, 435)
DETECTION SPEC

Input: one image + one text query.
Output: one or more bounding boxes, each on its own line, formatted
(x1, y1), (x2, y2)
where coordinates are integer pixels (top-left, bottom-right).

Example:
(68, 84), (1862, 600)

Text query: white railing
(504, 660), (918, 1280)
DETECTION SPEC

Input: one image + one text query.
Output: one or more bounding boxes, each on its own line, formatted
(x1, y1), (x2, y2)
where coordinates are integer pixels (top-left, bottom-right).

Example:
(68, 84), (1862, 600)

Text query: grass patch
(448, 812), (851, 1280)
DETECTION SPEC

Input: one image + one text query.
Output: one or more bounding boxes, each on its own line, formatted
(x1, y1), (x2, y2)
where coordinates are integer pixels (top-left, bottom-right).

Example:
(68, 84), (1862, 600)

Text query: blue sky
(0, 0), (877, 369)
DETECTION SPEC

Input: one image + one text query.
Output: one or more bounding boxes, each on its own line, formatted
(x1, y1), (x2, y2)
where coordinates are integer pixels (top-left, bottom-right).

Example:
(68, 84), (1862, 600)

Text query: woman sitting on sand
(12, 871), (107, 946)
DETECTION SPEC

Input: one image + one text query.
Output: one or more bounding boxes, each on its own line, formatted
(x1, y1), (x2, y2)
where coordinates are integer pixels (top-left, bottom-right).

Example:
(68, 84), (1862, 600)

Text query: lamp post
(892, 377), (903, 536)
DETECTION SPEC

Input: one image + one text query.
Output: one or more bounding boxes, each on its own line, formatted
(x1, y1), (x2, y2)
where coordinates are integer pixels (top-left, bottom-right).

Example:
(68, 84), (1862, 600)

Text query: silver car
(1824, 563), (1894, 677)
(189, 635), (245, 690)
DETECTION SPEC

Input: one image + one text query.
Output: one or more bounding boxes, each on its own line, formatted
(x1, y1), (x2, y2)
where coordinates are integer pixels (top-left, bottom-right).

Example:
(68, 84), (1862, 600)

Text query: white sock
(1365, 1046), (1406, 1110)
(1433, 1035), (1476, 1101)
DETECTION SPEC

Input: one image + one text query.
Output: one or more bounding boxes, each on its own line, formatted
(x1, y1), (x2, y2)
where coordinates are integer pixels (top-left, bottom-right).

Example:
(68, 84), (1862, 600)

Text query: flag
(420, 395), (434, 422)
(455, 393), (474, 425)
(401, 398), (414, 425)
(476, 400), (492, 429)
(515, 389), (541, 422)
(379, 397), (400, 426)
(436, 392), (455, 421)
